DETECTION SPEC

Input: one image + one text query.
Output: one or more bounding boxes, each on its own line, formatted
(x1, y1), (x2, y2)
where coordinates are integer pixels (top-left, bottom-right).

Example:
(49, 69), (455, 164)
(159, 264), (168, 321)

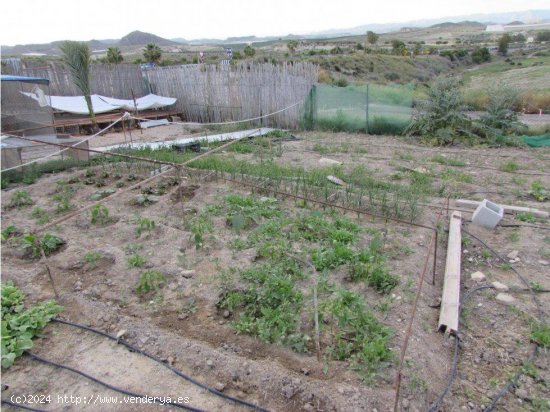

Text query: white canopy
(22, 90), (177, 115)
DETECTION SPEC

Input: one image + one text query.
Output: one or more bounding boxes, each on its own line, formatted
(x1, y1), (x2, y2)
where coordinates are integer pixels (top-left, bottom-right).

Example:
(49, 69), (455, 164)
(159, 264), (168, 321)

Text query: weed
(128, 254), (147, 268)
(84, 251), (102, 269)
(136, 217), (156, 238)
(17, 233), (64, 258)
(431, 155), (465, 167)
(136, 270), (166, 295)
(530, 181), (549, 202)
(322, 289), (393, 378)
(508, 230), (520, 243)
(516, 212), (536, 223)
(180, 297), (197, 316)
(90, 204), (110, 225)
(1, 224), (18, 242)
(530, 322), (550, 348)
(189, 215), (213, 249)
(31, 207), (50, 225)
(349, 238), (398, 294)
(440, 168), (472, 183)
(499, 161), (519, 172)
(53, 192), (74, 214)
(1, 281), (62, 368)
(407, 371), (429, 393)
(9, 191), (34, 209)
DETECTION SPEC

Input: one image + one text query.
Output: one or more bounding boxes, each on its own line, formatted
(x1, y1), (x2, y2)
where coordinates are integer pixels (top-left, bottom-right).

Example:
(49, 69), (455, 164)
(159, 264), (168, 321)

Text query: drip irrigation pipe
(428, 226), (545, 411)
(25, 352), (204, 412)
(1, 399), (44, 412)
(51, 318), (268, 412)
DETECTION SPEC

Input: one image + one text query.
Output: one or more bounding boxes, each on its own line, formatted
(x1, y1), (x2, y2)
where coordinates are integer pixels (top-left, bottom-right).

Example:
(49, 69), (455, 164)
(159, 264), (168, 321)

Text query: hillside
(118, 30), (179, 46)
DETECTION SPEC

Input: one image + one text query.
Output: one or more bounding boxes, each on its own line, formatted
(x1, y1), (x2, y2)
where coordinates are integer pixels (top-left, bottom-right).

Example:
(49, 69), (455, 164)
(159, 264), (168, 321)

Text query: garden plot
(1, 131), (550, 411)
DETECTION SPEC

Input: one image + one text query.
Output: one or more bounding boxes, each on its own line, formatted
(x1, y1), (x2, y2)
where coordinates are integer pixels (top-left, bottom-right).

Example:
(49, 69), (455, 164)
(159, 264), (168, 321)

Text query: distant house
(486, 25), (504, 32)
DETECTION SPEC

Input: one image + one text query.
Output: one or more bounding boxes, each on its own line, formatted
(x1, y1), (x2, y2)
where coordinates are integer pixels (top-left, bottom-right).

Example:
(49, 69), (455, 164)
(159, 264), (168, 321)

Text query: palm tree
(60, 41), (97, 128)
(106, 47), (123, 64)
(143, 43), (162, 64)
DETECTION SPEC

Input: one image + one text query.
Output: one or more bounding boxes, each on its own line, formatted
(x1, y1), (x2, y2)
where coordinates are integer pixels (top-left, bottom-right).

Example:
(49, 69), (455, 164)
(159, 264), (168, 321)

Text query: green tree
(60, 41), (97, 128)
(498, 33), (511, 55)
(143, 43), (162, 64)
(391, 39), (407, 55)
(243, 45), (256, 57)
(471, 47), (491, 64)
(287, 40), (298, 55)
(106, 47), (123, 64)
(413, 42), (422, 56)
(535, 31), (550, 42)
(366, 31), (379, 47)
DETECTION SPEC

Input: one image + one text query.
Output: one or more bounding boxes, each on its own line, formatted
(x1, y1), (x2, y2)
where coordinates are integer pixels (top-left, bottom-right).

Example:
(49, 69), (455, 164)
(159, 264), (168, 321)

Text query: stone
(539, 260), (549, 266)
(507, 250), (519, 260)
(492, 281), (509, 291)
(470, 271), (486, 281)
(301, 367), (310, 376)
(303, 403), (314, 411)
(116, 329), (127, 339)
(402, 398), (410, 409)
(327, 175), (346, 186)
(223, 310), (230, 318)
(281, 385), (295, 399)
(496, 293), (515, 304)
(206, 359), (214, 368)
(319, 158), (342, 166)
(214, 382), (225, 392)
(181, 270), (195, 278)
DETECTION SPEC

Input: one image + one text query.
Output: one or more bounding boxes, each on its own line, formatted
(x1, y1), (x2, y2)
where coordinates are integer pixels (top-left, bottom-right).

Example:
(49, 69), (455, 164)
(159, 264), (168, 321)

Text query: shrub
(17, 233), (64, 258)
(9, 191), (34, 209)
(471, 47), (490, 64)
(128, 254), (147, 268)
(84, 251), (103, 269)
(406, 77), (475, 145)
(136, 270), (166, 294)
(479, 85), (525, 135)
(334, 78), (349, 87)
(90, 204), (110, 225)
(1, 281), (62, 368)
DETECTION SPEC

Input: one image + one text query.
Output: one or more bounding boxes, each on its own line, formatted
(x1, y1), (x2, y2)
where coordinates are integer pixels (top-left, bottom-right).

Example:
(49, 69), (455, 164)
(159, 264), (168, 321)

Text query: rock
(327, 175), (346, 186)
(74, 281), (83, 291)
(167, 356), (175, 366)
(214, 382), (225, 392)
(303, 403), (315, 411)
(301, 367), (310, 376)
(319, 158), (342, 166)
(507, 250), (519, 260)
(492, 281), (509, 291)
(496, 293), (515, 304)
(539, 260), (549, 266)
(402, 398), (410, 409)
(181, 270), (195, 278)
(206, 359), (214, 368)
(223, 310), (230, 318)
(470, 271), (486, 281)
(281, 385), (295, 399)
(116, 329), (127, 339)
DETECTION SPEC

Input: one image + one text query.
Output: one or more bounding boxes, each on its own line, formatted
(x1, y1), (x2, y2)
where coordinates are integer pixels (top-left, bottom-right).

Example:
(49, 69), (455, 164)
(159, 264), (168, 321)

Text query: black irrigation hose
(51, 318), (269, 412)
(428, 226), (546, 412)
(427, 285), (495, 412)
(25, 352), (203, 412)
(1, 399), (45, 412)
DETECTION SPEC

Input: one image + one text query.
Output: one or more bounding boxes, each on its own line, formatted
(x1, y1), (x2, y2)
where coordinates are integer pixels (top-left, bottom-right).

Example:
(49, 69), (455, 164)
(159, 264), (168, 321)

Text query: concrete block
(472, 199), (504, 229)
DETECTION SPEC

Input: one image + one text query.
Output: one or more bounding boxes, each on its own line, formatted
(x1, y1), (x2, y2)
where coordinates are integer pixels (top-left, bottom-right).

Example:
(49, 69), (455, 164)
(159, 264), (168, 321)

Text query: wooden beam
(456, 199), (548, 219)
(438, 211), (462, 335)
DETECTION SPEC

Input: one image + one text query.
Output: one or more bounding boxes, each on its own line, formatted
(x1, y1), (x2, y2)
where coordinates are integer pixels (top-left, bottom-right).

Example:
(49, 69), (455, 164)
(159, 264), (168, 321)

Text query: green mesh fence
(302, 83), (414, 135)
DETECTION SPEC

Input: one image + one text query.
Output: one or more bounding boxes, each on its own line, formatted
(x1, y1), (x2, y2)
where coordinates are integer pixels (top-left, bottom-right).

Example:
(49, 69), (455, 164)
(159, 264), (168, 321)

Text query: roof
(0, 75), (49, 85)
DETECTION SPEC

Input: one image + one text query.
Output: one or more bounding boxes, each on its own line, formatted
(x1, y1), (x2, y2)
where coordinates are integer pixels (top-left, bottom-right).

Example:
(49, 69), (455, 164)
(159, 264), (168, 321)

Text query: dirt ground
(2, 131), (550, 412)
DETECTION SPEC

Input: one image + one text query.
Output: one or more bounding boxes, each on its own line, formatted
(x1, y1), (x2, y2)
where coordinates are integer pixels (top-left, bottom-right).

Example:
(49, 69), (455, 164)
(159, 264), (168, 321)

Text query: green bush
(17, 233), (64, 258)
(1, 281), (62, 368)
(136, 270), (166, 294)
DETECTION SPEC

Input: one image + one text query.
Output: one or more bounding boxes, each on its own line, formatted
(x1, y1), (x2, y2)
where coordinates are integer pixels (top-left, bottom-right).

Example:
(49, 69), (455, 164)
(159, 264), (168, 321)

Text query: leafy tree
(366, 31), (379, 48)
(243, 45), (256, 57)
(511, 33), (526, 43)
(143, 43), (162, 64)
(287, 40), (298, 55)
(471, 47), (491, 64)
(413, 42), (422, 56)
(498, 33), (511, 55)
(535, 31), (550, 42)
(391, 39), (407, 55)
(106, 47), (123, 64)
(60, 41), (96, 128)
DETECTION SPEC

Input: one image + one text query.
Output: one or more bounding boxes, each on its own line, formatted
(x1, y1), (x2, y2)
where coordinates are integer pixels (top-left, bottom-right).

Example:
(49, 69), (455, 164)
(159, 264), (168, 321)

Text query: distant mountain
(429, 21), (485, 29)
(118, 31), (179, 46)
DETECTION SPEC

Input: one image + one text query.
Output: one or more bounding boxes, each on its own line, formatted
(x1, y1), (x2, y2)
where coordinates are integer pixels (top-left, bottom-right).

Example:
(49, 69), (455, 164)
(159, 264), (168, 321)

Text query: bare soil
(2, 132), (550, 412)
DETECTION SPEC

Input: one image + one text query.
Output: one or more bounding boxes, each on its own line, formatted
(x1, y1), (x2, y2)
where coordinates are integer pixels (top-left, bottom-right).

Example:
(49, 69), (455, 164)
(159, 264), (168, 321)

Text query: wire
(26, 352), (204, 412)
(1, 399), (45, 412)
(51, 318), (269, 412)
(1, 114), (127, 172)
(130, 101), (301, 126)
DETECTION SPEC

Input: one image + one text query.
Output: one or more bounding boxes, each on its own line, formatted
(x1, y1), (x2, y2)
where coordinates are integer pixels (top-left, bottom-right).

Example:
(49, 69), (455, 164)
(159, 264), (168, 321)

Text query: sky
(1, 0), (550, 45)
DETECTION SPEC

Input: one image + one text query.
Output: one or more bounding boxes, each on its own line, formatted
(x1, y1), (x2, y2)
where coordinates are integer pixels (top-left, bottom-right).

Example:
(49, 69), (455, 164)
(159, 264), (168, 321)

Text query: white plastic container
(472, 199), (504, 229)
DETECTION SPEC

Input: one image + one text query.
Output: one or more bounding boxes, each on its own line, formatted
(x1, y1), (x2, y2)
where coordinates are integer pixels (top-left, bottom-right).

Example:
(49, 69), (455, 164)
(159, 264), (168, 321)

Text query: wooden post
(438, 211), (462, 334)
